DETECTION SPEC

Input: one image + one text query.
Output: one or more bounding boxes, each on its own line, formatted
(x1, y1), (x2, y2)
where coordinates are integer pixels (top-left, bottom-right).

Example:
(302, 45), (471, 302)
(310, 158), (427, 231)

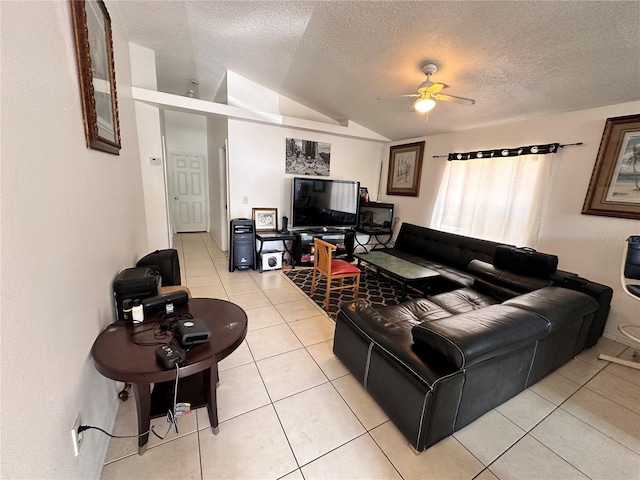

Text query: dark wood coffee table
(91, 298), (248, 454)
(354, 251), (440, 295)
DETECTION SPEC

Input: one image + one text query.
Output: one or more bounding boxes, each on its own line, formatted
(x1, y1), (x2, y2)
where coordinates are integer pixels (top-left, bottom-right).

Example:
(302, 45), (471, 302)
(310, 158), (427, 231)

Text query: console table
(91, 298), (247, 454)
(255, 231), (297, 268)
(354, 227), (393, 252)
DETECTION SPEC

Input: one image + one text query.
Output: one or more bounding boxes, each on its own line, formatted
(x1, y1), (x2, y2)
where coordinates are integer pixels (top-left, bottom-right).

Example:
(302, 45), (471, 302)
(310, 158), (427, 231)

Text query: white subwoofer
(260, 250), (283, 272)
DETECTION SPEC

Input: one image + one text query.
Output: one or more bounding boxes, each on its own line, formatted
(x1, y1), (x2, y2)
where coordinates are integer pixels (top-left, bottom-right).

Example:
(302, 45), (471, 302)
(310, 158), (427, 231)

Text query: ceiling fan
(395, 63), (475, 113)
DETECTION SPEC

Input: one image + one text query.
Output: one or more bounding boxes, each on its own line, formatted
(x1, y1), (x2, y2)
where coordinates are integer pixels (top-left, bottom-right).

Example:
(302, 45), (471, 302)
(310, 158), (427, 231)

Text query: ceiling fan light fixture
(414, 97), (436, 113)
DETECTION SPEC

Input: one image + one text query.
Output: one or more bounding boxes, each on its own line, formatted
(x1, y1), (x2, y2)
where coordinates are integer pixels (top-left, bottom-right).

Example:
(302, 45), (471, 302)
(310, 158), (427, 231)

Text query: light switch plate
(149, 157), (162, 166)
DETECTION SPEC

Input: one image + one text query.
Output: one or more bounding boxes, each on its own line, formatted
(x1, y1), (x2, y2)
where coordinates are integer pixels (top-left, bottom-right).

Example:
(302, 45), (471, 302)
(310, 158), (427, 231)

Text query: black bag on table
(136, 249), (181, 286)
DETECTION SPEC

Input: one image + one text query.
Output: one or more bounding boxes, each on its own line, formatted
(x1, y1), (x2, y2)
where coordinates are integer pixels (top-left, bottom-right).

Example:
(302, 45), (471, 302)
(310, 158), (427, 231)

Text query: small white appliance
(260, 250), (283, 272)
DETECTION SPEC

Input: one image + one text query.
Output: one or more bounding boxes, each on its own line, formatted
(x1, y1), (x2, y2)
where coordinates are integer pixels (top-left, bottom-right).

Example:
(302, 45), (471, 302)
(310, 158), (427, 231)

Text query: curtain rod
(431, 142), (584, 158)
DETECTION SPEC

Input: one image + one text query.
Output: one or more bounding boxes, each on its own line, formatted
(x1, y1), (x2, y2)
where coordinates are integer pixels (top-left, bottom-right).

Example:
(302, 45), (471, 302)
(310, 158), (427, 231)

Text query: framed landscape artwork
(582, 114), (640, 220)
(285, 138), (331, 176)
(70, 0), (121, 155)
(387, 141), (425, 196)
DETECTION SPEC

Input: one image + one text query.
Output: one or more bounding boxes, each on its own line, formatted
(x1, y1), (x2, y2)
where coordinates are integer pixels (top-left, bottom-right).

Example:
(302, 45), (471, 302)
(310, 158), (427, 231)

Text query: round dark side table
(91, 298), (248, 454)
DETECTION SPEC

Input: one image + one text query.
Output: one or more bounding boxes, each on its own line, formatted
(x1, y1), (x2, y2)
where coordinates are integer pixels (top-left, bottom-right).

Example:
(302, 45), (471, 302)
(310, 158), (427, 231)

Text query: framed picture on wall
(253, 208), (278, 232)
(285, 137), (331, 176)
(386, 141), (425, 196)
(70, 0), (121, 155)
(582, 114), (640, 220)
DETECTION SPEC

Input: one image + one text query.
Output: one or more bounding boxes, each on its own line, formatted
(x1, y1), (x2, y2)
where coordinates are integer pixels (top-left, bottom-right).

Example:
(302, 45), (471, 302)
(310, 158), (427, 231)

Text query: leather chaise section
(411, 304), (549, 369)
(336, 300), (456, 386)
(504, 287), (600, 384)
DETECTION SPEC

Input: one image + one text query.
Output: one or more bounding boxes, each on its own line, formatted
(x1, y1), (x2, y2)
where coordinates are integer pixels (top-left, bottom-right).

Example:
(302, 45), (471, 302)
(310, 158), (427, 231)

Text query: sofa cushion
(468, 259), (553, 301)
(377, 298), (452, 323)
(473, 277), (522, 301)
(428, 287), (499, 314)
(394, 224), (504, 272)
(411, 305), (549, 369)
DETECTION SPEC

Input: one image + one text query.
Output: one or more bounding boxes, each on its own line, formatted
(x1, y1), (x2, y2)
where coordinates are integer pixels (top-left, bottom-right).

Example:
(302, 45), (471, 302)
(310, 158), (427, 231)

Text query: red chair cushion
(330, 259), (360, 275)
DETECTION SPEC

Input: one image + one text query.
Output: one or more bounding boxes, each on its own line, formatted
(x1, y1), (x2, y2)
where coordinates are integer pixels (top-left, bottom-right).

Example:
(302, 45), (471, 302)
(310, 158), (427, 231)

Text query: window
(431, 153), (552, 246)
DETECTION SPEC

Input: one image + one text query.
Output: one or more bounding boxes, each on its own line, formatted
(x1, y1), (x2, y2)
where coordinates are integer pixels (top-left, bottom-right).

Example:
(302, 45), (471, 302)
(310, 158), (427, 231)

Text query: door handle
(174, 196), (179, 200)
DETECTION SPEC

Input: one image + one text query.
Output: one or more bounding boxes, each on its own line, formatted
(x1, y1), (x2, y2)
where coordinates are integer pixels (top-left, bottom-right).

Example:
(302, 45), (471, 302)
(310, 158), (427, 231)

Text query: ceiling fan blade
(378, 93), (420, 99)
(434, 93), (475, 105)
(428, 82), (447, 94)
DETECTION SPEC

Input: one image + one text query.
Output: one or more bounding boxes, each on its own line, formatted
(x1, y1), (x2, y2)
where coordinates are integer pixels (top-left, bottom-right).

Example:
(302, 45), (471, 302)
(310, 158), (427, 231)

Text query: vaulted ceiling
(113, 1), (640, 141)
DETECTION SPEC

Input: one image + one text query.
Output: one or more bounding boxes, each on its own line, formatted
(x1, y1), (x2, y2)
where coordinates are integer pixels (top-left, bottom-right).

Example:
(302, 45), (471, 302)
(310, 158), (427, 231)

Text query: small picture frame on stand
(359, 187), (369, 204)
(252, 208), (278, 232)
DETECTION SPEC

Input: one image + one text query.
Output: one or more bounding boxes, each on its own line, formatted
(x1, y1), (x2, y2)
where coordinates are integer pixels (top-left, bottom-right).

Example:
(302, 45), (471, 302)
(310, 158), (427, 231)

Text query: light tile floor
(101, 233), (640, 480)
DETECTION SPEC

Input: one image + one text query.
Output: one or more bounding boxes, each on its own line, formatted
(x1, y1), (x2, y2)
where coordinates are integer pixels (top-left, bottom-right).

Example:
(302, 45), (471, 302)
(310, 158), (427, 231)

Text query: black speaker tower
(229, 219), (256, 272)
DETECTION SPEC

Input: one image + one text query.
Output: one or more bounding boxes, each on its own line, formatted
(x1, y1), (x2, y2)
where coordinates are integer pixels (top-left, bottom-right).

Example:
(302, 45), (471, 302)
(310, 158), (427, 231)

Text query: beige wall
(1, 1), (148, 478)
(227, 119), (385, 223)
(380, 101), (640, 346)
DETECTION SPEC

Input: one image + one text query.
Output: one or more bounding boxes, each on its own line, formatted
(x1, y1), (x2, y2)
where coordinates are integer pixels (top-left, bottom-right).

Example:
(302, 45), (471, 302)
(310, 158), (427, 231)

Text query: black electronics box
(175, 319), (211, 346)
(113, 267), (161, 319)
(142, 290), (189, 314)
(136, 249), (181, 286)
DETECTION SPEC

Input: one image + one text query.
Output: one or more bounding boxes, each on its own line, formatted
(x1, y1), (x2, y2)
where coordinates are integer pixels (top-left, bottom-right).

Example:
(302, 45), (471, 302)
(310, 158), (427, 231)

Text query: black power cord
(80, 364), (185, 441)
(77, 424), (168, 440)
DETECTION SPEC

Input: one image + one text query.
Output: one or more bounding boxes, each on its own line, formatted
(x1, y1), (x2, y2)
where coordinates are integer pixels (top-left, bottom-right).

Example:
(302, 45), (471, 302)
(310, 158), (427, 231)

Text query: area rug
(284, 267), (418, 320)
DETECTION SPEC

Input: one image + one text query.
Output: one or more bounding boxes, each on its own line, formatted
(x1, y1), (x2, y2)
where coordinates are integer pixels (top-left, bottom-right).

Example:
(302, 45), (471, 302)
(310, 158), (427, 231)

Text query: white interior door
(169, 152), (208, 232)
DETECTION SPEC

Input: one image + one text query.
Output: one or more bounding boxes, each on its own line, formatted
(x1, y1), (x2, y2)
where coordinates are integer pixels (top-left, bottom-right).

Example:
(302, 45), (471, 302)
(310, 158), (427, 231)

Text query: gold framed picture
(582, 114), (640, 220)
(386, 141), (425, 196)
(70, 0), (121, 155)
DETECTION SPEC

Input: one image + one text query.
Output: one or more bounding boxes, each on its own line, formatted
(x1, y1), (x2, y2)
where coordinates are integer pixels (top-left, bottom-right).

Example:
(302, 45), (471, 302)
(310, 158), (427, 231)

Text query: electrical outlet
(71, 415), (83, 457)
(243, 196), (248, 204)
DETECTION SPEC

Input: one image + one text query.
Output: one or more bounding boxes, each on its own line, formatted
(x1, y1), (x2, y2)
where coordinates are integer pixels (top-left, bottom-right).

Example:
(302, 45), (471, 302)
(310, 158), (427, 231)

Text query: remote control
(155, 344), (185, 369)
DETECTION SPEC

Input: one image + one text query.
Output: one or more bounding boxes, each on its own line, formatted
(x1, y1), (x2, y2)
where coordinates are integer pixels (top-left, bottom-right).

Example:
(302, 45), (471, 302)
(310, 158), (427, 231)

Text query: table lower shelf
(149, 371), (208, 418)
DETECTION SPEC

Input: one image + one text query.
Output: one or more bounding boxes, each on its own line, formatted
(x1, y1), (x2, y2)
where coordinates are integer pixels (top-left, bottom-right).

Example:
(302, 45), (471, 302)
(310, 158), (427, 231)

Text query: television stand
(310, 227), (342, 234)
(294, 229), (355, 265)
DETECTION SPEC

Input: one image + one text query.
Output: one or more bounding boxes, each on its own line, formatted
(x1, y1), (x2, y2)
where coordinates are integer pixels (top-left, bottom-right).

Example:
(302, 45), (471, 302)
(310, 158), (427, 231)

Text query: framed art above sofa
(582, 114), (640, 220)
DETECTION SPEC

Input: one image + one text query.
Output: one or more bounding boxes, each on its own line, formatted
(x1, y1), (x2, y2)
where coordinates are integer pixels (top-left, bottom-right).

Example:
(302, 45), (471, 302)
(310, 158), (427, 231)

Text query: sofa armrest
(411, 305), (548, 369)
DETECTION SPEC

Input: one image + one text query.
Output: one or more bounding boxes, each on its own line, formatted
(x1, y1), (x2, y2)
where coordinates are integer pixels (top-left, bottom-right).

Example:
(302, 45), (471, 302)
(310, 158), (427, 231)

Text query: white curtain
(430, 154), (552, 246)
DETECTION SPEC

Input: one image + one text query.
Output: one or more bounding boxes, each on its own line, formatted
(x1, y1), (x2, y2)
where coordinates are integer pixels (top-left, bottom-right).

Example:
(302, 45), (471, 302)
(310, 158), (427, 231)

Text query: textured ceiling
(113, 1), (640, 141)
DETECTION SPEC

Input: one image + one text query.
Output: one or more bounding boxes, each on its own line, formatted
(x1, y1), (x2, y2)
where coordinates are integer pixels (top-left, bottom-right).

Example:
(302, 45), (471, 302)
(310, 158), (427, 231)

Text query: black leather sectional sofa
(333, 223), (612, 452)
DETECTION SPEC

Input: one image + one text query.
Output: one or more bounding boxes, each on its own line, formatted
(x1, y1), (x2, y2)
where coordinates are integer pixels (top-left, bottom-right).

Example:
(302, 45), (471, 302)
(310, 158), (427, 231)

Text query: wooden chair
(310, 238), (360, 310)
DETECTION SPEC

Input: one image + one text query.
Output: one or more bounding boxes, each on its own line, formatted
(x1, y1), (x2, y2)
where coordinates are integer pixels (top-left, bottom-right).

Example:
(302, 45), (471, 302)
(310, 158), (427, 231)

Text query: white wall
(1, 1), (148, 478)
(129, 43), (169, 250)
(227, 120), (385, 223)
(135, 101), (168, 248)
(207, 116), (229, 249)
(164, 110), (208, 153)
(380, 101), (640, 346)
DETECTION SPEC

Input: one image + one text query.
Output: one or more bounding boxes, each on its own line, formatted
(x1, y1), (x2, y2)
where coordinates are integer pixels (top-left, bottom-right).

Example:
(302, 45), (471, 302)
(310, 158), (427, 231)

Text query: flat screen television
(291, 177), (360, 230)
